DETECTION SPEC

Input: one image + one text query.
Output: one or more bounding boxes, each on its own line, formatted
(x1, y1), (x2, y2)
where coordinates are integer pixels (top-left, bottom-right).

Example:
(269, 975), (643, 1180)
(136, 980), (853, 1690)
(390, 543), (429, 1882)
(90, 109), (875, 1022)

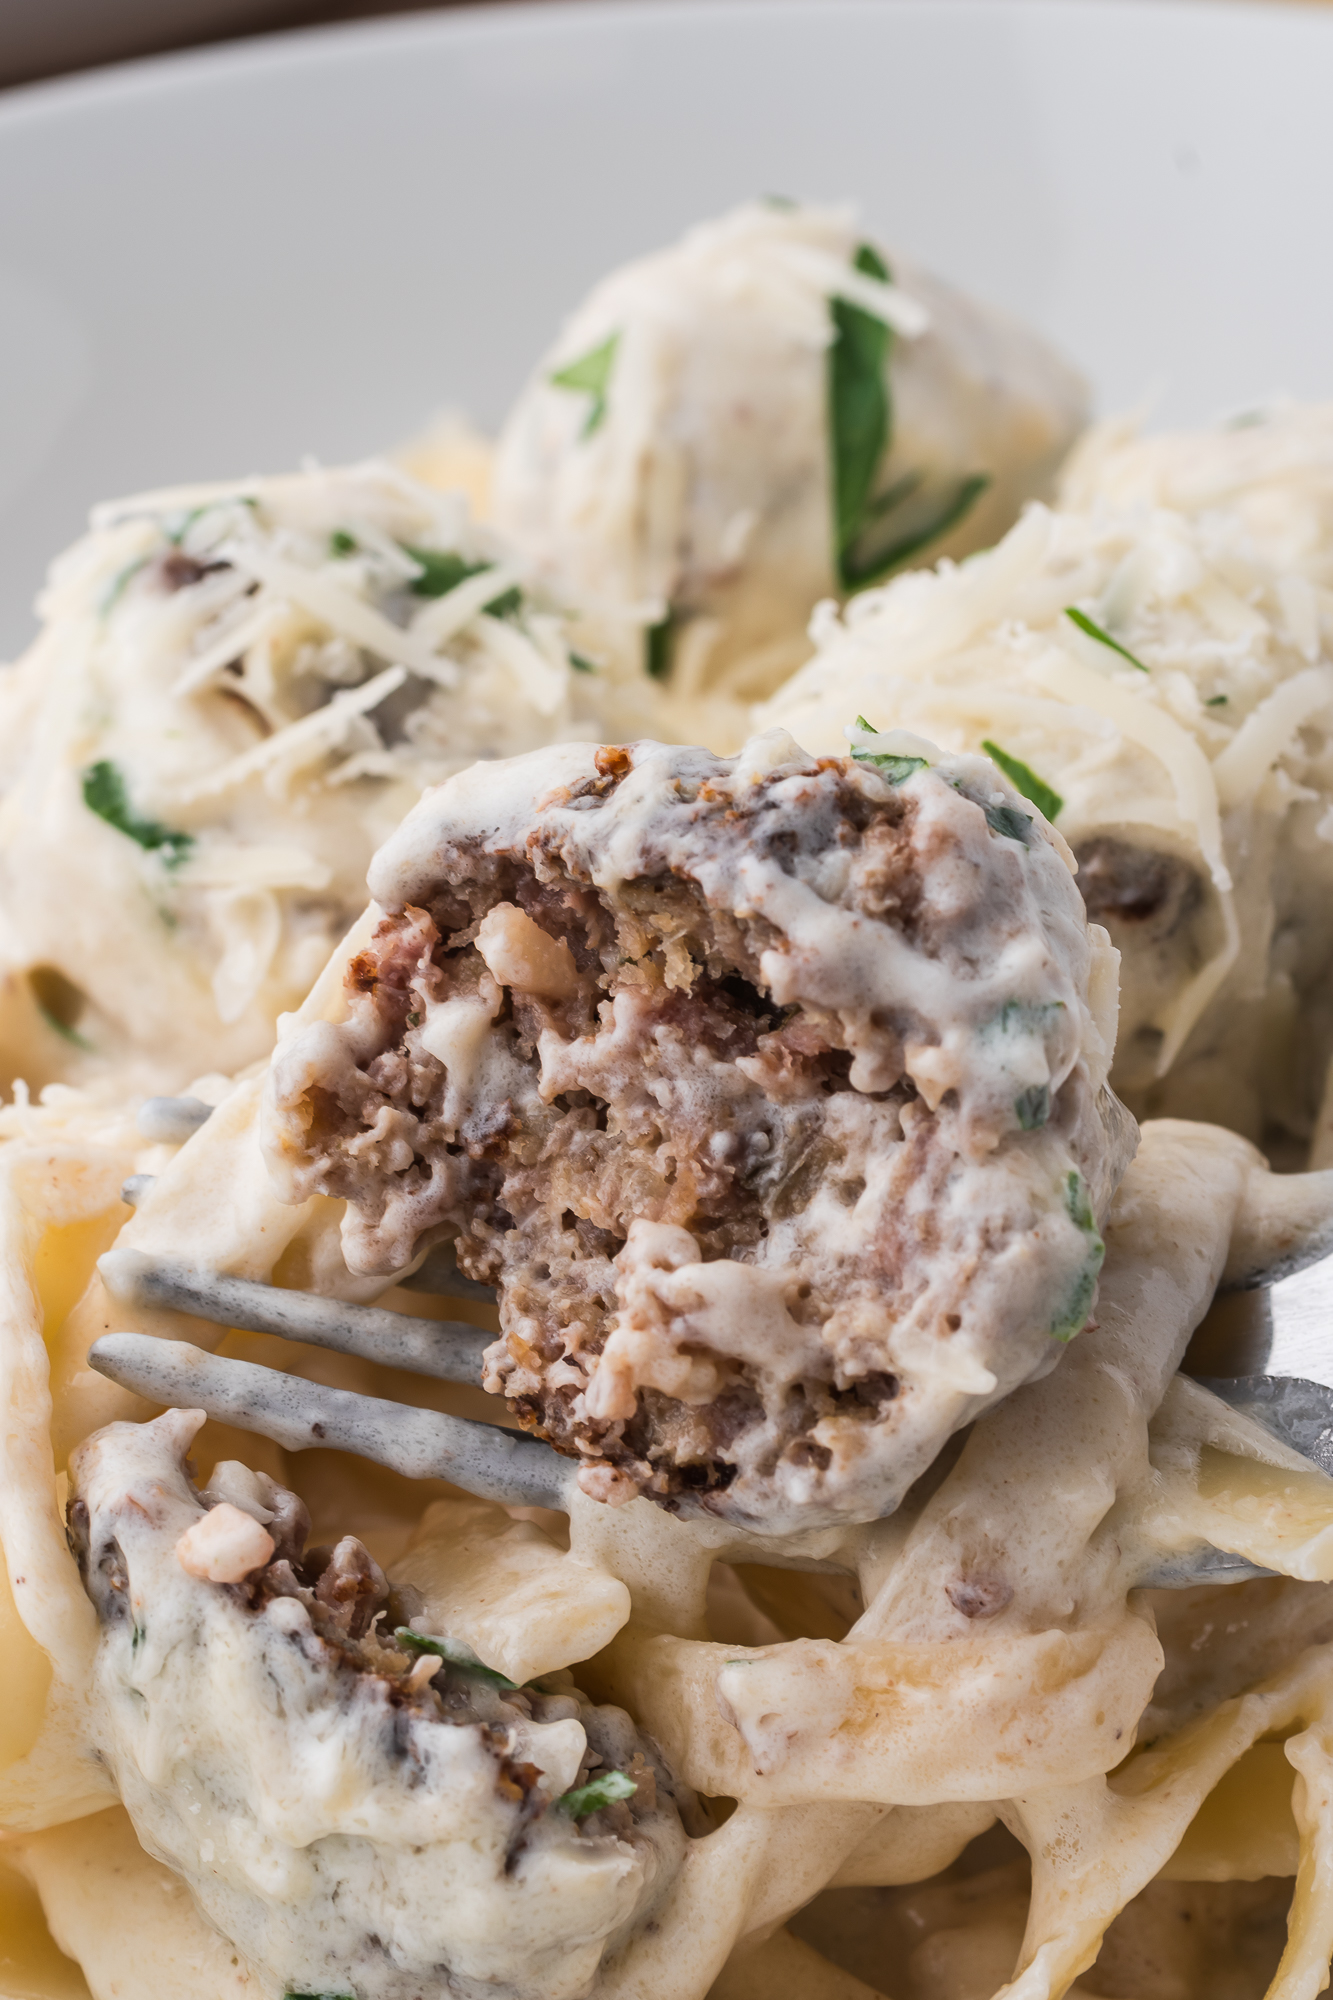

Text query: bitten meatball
(264, 730), (1134, 1533)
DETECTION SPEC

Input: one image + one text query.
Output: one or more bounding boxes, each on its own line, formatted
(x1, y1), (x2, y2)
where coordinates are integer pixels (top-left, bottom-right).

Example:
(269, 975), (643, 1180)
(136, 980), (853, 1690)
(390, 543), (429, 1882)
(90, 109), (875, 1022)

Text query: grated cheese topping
(492, 199), (1089, 743)
(0, 462), (658, 1091)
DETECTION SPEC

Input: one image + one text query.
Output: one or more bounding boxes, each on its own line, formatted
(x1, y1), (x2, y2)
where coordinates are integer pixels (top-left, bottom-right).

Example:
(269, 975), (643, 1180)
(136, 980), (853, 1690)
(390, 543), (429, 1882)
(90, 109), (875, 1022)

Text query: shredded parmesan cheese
(761, 497), (1333, 1139)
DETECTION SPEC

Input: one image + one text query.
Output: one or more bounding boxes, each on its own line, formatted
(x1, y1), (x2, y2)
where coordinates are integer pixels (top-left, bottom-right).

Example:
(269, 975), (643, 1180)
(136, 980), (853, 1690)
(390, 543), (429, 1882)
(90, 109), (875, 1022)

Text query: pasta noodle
(6, 1078), (1333, 1999)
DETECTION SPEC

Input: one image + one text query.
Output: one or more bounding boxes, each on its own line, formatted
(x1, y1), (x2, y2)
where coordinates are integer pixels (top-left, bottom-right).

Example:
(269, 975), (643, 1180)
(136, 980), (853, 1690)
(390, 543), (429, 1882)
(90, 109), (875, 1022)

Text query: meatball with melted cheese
(492, 199), (1088, 734)
(68, 1410), (689, 2000)
(264, 731), (1133, 1535)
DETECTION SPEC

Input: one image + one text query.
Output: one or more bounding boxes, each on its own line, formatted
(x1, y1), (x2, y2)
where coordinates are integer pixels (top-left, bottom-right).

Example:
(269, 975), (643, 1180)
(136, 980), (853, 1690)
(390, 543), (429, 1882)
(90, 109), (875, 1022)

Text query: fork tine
(1135, 1546), (1275, 1588)
(1197, 1373), (1333, 1476)
(137, 1096), (214, 1143)
(87, 1333), (573, 1511)
(98, 1249), (490, 1386)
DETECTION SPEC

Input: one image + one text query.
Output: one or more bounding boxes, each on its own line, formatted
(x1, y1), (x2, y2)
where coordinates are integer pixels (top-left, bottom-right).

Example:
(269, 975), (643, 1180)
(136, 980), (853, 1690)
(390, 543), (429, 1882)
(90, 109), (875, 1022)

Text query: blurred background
(0, 0), (527, 90)
(7, 0), (1310, 98)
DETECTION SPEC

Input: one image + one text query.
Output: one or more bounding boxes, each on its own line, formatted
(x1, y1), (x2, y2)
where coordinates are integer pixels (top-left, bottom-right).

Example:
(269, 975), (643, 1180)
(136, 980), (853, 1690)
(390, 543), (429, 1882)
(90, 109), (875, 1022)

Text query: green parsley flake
(980, 740), (1063, 823)
(1050, 1170), (1105, 1342)
(550, 332), (620, 438)
(828, 244), (989, 588)
(1206, 694), (1229, 706)
(1065, 1170), (1097, 1235)
(329, 529), (358, 557)
(855, 473), (991, 589)
(394, 1627), (519, 1691)
(848, 714), (927, 785)
(996, 998), (1064, 1036)
(829, 245), (894, 589)
(81, 762), (193, 865)
(569, 650), (598, 675)
(402, 547), (521, 618)
(30, 966), (95, 1052)
(853, 748), (927, 784)
(1064, 606), (1150, 673)
(645, 611), (676, 682)
(558, 1769), (638, 1820)
(1014, 1083), (1051, 1131)
(982, 801), (1032, 844)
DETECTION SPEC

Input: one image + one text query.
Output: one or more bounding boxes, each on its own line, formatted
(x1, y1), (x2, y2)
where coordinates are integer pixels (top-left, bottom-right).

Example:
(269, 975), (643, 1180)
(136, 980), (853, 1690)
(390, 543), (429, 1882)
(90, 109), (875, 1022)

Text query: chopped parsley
(1064, 606), (1149, 673)
(402, 547), (520, 618)
(1014, 1083), (1051, 1131)
(829, 244), (894, 589)
(81, 761), (193, 865)
(1206, 693), (1229, 706)
(981, 740), (1063, 823)
(827, 243), (990, 589)
(30, 966), (94, 1052)
(558, 1769), (638, 1820)
(849, 715), (927, 785)
(395, 1627), (519, 1691)
(1050, 1170), (1105, 1341)
(1051, 1260), (1101, 1342)
(996, 998), (1064, 1035)
(859, 752), (927, 785)
(569, 650), (598, 675)
(549, 332), (620, 438)
(1065, 1170), (1097, 1235)
(645, 610), (676, 682)
(982, 801), (1032, 844)
(329, 529), (358, 557)
(854, 473), (991, 588)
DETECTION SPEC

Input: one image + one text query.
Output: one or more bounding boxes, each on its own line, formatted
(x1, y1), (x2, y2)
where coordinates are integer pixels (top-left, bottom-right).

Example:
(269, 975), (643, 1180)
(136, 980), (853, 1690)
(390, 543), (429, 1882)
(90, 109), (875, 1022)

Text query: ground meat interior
(1074, 836), (1203, 940)
(302, 834), (901, 1507)
(268, 738), (1123, 1531)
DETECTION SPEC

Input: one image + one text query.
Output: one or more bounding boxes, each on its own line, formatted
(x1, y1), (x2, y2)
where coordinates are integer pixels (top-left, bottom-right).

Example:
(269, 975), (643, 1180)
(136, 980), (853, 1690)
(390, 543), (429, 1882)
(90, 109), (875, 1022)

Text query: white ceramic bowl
(1, 0), (1331, 659)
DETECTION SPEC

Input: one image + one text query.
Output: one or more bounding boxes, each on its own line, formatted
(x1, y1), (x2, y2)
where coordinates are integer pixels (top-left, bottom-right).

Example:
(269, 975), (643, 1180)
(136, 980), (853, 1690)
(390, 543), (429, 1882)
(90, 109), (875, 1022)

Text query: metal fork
(88, 1098), (1333, 1567)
